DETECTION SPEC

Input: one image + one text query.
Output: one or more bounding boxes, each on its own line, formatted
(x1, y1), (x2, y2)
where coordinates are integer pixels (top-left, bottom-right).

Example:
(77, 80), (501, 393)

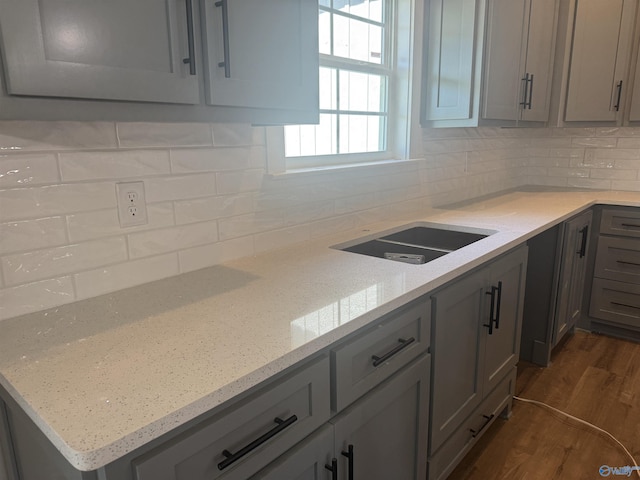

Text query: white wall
(2, 122), (608, 321)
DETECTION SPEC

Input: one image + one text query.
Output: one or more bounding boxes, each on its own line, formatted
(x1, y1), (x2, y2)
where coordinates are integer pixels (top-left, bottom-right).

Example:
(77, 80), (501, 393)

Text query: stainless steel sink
(334, 224), (494, 265)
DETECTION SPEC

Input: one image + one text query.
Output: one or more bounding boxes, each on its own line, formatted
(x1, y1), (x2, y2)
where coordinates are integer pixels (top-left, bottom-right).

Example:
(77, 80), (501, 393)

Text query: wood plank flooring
(448, 331), (640, 480)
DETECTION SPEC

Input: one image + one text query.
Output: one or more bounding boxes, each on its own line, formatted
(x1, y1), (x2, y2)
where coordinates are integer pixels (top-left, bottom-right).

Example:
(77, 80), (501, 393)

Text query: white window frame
(267, 0), (424, 175)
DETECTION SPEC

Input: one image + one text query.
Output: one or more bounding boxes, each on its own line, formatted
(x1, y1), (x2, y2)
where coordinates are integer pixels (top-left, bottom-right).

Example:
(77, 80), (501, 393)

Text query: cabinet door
(251, 425), (334, 480)
(521, 0), (558, 122)
(0, 0), (199, 104)
(202, 0), (318, 115)
(423, 0), (478, 121)
(482, 0), (527, 121)
(483, 247), (527, 393)
(331, 355), (430, 480)
(554, 210), (592, 345)
(430, 270), (485, 453)
(565, 0), (636, 121)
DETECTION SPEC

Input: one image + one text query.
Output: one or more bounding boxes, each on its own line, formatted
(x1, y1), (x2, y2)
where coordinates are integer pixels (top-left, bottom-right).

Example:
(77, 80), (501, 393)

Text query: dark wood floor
(448, 331), (640, 480)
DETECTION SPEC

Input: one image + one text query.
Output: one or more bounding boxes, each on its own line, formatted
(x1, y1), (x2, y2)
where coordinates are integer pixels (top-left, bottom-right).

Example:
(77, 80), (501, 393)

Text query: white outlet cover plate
(116, 181), (148, 227)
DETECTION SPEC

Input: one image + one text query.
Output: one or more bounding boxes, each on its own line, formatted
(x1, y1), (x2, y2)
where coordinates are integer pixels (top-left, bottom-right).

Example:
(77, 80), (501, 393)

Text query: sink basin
(335, 224), (494, 265)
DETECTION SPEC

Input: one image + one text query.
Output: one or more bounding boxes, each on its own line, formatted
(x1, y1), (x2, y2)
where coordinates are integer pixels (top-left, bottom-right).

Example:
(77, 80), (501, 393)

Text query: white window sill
(266, 157), (421, 179)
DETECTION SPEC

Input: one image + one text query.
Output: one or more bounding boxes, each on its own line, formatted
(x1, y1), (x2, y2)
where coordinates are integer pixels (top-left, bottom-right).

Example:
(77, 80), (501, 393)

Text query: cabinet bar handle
(494, 281), (502, 329)
(616, 260), (640, 267)
(527, 74), (534, 109)
(371, 337), (415, 367)
(520, 73), (530, 107)
(614, 81), (623, 111)
(342, 444), (354, 480)
(621, 223), (640, 229)
(325, 458), (338, 480)
(217, 415), (298, 470)
(578, 225), (589, 258)
(215, 0), (231, 78)
(611, 301), (640, 311)
(182, 0), (196, 75)
(470, 414), (494, 438)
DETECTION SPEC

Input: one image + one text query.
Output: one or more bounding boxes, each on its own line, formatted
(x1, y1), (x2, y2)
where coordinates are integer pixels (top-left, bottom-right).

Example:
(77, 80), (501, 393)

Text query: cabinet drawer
(600, 208), (640, 238)
(331, 299), (430, 412)
(590, 278), (640, 328)
(594, 236), (640, 284)
(133, 356), (330, 480)
(427, 367), (515, 480)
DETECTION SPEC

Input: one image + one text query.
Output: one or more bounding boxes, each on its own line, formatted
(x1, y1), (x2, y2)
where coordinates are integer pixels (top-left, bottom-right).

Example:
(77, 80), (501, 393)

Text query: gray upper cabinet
(482, 0), (558, 122)
(422, 0), (481, 124)
(0, 0), (200, 104)
(201, 0), (318, 113)
(564, 0), (637, 122)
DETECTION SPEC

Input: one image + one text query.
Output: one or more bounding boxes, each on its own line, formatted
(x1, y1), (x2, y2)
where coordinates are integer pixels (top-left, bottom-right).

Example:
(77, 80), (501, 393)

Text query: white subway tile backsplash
(0, 154), (60, 188)
(74, 253), (179, 300)
(117, 123), (213, 148)
(66, 203), (175, 242)
(170, 147), (253, 173)
(0, 277), (75, 321)
(1, 237), (127, 286)
(0, 122), (117, 152)
(174, 194), (254, 225)
(216, 169), (264, 195)
(0, 183), (116, 221)
(218, 211), (284, 240)
(144, 173), (217, 202)
(0, 217), (67, 255)
(211, 124), (255, 146)
(128, 220), (219, 258)
(59, 150), (170, 181)
(178, 236), (254, 273)
(5, 121), (640, 321)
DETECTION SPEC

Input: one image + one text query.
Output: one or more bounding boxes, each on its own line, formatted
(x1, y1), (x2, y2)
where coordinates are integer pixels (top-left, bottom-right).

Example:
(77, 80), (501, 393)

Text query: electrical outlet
(116, 181), (148, 227)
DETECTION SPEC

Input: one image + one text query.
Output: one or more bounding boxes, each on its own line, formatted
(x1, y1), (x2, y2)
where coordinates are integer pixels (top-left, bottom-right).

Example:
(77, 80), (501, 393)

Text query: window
(284, 0), (393, 167)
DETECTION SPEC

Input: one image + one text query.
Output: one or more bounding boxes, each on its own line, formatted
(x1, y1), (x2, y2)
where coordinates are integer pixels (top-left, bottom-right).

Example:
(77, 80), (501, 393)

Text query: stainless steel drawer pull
(371, 337), (415, 367)
(182, 0), (196, 75)
(215, 0), (231, 78)
(217, 415), (298, 470)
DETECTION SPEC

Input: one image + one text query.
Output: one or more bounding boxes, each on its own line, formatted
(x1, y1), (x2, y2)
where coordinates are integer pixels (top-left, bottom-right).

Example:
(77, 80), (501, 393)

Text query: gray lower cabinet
(520, 209), (593, 366)
(553, 210), (593, 345)
(428, 245), (527, 480)
(590, 207), (640, 336)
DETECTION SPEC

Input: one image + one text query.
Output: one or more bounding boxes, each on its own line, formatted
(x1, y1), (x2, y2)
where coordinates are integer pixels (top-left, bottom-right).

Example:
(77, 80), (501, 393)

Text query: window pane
(339, 114), (385, 154)
(320, 67), (337, 110)
(319, 10), (331, 55)
(333, 15), (383, 64)
(339, 71), (386, 112)
(334, 0), (384, 23)
(319, 0), (330, 6)
(284, 115), (337, 158)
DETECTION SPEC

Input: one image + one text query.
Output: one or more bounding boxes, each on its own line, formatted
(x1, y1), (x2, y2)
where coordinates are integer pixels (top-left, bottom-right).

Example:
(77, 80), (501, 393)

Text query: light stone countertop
(1, 188), (640, 471)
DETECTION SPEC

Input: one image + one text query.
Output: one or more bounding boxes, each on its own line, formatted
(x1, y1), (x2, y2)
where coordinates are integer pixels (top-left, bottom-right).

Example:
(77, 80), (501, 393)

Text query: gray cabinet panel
(133, 356), (330, 480)
(594, 236), (640, 284)
(554, 209), (592, 345)
(590, 278), (640, 328)
(201, 0), (319, 114)
(331, 354), (430, 480)
(430, 269), (486, 453)
(428, 367), (515, 480)
(600, 208), (640, 238)
(331, 298), (430, 412)
(250, 425), (333, 480)
(0, 0), (200, 104)
(483, 248), (527, 392)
